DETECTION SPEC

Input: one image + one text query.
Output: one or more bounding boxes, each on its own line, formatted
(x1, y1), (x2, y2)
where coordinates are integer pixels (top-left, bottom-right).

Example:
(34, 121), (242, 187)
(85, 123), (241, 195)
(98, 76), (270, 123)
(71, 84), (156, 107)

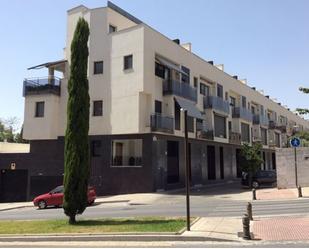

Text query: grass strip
(0, 217), (187, 234)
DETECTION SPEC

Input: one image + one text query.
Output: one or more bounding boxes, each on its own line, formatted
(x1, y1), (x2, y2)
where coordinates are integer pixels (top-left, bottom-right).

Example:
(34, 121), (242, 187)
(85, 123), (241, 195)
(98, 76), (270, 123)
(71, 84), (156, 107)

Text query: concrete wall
(276, 147), (309, 188)
(0, 142), (30, 153)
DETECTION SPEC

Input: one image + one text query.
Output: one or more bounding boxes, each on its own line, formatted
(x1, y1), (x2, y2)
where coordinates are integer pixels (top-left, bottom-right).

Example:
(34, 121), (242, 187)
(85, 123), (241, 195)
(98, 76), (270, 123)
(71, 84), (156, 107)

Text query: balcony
(203, 96), (230, 115)
(253, 114), (269, 127)
(269, 120), (287, 133)
(23, 77), (61, 97)
(229, 132), (241, 145)
(232, 107), (253, 122)
(163, 79), (197, 102)
(150, 113), (174, 133)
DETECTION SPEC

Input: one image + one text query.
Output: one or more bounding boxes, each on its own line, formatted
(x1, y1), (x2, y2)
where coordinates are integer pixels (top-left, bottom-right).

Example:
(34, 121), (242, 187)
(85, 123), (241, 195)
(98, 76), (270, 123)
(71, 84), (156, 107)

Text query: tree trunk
(69, 215), (76, 224)
(248, 171), (253, 189)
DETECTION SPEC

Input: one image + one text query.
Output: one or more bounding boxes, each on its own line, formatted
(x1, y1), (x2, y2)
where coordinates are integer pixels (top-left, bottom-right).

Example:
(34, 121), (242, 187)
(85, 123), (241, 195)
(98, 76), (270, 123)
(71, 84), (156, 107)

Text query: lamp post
(181, 108), (190, 231)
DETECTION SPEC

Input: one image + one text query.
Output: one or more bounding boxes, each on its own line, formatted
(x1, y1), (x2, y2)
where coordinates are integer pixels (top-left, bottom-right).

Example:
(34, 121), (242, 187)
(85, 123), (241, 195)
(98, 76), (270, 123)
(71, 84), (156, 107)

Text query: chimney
(266, 95), (270, 98)
(240, 79), (247, 84)
(215, 64), (224, 71)
(251, 87), (256, 90)
(181, 42), (192, 52)
(173, 39), (180, 45)
(233, 75), (238, 80)
(208, 61), (214, 65)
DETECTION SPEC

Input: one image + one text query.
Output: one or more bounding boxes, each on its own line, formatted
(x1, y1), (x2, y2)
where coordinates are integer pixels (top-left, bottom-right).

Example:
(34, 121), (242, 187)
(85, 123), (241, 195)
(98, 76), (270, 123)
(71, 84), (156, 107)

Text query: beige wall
(0, 142), (30, 153)
(23, 4), (309, 142)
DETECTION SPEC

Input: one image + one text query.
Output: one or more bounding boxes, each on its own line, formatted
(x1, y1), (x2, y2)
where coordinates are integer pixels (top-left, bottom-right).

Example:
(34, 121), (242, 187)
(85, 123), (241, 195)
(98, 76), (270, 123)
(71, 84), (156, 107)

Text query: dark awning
(156, 57), (188, 76)
(27, 59), (67, 70)
(174, 97), (204, 119)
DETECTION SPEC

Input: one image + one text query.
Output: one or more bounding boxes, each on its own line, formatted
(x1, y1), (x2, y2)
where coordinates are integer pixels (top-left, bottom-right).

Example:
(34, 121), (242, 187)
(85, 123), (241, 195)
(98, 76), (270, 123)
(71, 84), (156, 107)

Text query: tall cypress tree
(64, 18), (90, 224)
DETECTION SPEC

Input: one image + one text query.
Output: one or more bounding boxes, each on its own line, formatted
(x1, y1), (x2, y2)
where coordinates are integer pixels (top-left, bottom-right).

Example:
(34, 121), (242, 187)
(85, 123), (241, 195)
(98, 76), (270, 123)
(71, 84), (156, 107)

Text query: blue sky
(0, 0), (308, 127)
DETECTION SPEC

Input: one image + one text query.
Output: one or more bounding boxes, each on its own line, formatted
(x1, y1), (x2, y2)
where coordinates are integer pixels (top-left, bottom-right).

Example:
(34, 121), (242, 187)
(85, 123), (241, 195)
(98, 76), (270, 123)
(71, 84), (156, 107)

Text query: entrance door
(0, 169), (28, 202)
(207, 146), (216, 180)
(219, 147), (224, 179)
(236, 149), (242, 178)
(272, 152), (276, 170)
(167, 141), (179, 184)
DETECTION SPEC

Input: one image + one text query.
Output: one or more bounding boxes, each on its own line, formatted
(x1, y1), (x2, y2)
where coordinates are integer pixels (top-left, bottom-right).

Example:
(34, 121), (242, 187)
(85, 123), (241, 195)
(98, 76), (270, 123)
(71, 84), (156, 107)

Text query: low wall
(276, 147), (309, 188)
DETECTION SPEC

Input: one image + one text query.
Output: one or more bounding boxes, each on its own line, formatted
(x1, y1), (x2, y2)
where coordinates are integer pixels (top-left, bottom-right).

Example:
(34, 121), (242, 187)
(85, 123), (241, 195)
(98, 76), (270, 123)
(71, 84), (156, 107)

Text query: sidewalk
(182, 217), (242, 242)
(256, 187), (309, 200)
(253, 216), (309, 241)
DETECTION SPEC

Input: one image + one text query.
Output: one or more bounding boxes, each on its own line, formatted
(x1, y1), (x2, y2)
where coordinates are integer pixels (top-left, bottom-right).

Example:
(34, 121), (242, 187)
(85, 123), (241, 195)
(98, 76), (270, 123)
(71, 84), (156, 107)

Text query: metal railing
(253, 114), (269, 127)
(150, 113), (174, 133)
(163, 79), (197, 102)
(229, 132), (241, 145)
(203, 95), (230, 114)
(23, 76), (61, 97)
(232, 107), (253, 122)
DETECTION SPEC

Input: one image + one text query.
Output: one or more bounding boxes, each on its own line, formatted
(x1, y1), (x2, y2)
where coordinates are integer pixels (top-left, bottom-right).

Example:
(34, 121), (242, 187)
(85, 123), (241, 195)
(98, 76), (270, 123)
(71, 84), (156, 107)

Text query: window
(155, 100), (162, 114)
(181, 66), (190, 84)
(230, 96), (236, 107)
(155, 62), (165, 79)
(94, 61), (103, 74)
(214, 114), (226, 138)
(93, 100), (103, 116)
(174, 100), (180, 130)
(187, 116), (194, 133)
(91, 140), (102, 157)
(200, 83), (210, 96)
(225, 92), (228, 101)
(241, 123), (250, 142)
(109, 24), (117, 33)
(261, 128), (267, 145)
(111, 139), (142, 166)
(217, 84), (223, 98)
(275, 132), (280, 147)
(242, 96), (247, 108)
(228, 121), (232, 131)
(194, 77), (198, 88)
(50, 186), (63, 194)
(35, 101), (44, 117)
(124, 55), (133, 70)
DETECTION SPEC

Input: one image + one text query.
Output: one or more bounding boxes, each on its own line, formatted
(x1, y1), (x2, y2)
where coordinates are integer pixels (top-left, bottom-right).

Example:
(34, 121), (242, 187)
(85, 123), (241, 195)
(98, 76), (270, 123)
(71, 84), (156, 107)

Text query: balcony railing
(203, 95), (230, 114)
(269, 120), (287, 133)
(232, 107), (253, 122)
(253, 114), (269, 127)
(23, 76), (61, 97)
(163, 79), (197, 102)
(150, 113), (174, 133)
(229, 132), (241, 145)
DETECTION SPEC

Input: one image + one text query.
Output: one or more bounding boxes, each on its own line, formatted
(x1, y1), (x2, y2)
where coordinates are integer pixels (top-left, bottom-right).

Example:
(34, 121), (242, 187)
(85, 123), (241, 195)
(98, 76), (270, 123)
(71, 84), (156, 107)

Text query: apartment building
(1, 2), (308, 200)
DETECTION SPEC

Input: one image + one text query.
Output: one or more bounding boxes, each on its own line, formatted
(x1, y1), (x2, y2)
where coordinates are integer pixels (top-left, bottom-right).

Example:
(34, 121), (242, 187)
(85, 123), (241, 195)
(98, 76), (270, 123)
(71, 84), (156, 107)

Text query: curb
(0, 234), (236, 242)
(0, 205), (32, 212)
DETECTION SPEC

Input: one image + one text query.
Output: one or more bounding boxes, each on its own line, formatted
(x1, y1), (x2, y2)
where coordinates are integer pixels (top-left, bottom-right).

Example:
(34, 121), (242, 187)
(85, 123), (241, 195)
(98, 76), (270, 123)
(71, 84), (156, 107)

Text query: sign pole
(290, 137), (300, 187)
(294, 147), (298, 187)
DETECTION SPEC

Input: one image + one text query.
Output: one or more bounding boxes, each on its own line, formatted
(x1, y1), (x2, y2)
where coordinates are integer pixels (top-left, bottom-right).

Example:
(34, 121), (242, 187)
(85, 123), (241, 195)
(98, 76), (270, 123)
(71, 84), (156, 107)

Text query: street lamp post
(181, 108), (190, 231)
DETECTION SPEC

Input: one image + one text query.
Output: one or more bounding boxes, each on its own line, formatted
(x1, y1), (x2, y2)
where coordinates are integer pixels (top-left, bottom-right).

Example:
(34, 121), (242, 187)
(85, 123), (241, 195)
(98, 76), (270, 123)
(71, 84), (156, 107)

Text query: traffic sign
(290, 137), (301, 148)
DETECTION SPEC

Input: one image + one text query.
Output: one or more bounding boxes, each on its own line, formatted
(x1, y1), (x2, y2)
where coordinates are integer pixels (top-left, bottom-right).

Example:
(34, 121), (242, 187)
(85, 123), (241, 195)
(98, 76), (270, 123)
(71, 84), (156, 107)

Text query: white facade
(23, 2), (309, 150)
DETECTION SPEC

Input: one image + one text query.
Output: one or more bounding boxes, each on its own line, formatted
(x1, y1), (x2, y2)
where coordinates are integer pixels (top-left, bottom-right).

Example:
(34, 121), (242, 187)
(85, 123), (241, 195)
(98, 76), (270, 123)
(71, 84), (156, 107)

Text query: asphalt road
(1, 186), (309, 220)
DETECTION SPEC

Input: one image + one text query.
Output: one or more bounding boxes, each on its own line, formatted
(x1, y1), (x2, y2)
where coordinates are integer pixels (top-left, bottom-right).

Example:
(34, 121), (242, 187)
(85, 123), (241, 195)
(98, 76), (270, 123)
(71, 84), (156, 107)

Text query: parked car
(33, 185), (96, 209)
(241, 170), (277, 188)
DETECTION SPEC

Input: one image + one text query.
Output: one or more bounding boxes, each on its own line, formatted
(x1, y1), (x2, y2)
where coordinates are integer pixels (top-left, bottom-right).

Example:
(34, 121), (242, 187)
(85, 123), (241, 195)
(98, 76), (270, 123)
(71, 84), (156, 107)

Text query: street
(1, 182), (309, 220)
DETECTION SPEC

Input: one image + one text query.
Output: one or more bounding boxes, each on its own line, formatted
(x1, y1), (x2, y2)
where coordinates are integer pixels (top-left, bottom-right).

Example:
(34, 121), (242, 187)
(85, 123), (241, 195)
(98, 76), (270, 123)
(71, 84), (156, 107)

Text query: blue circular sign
(290, 137), (301, 148)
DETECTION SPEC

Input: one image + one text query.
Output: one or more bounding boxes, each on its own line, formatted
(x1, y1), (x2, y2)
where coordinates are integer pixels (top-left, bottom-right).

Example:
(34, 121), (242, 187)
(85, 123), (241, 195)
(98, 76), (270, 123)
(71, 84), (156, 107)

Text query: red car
(33, 185), (96, 209)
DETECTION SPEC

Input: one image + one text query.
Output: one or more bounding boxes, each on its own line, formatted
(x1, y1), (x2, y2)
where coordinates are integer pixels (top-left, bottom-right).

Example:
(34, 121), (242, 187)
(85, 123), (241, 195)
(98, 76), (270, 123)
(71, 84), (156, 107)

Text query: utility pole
(182, 108), (190, 231)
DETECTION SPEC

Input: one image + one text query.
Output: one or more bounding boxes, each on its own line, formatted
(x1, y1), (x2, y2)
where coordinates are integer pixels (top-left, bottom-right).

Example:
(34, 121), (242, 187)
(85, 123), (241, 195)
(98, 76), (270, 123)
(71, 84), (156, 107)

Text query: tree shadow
(74, 219), (180, 227)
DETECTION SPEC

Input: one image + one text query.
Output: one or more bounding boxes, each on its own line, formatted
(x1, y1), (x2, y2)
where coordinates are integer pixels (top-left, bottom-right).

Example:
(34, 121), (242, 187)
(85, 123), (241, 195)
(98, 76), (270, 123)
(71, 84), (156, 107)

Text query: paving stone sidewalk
(256, 187), (309, 200)
(253, 216), (309, 241)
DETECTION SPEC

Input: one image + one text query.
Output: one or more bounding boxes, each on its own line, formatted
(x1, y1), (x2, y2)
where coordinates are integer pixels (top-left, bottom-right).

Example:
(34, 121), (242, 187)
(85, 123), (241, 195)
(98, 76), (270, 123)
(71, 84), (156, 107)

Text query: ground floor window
(111, 139), (142, 167)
